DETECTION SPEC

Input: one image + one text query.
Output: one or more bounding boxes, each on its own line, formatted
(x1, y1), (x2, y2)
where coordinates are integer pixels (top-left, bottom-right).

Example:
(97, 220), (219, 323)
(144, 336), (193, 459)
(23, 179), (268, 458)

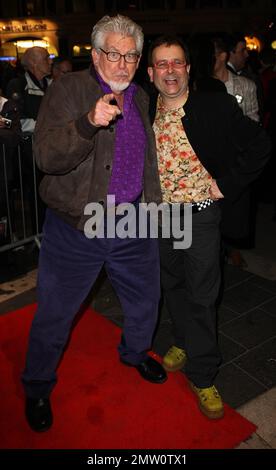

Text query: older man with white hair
(7, 46), (52, 133)
(21, 15), (166, 433)
(6, 47), (52, 233)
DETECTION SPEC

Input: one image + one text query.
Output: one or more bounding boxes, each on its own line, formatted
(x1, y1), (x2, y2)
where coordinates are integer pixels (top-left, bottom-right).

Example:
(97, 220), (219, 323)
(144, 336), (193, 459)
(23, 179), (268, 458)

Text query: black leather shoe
(25, 397), (53, 432)
(121, 356), (167, 384)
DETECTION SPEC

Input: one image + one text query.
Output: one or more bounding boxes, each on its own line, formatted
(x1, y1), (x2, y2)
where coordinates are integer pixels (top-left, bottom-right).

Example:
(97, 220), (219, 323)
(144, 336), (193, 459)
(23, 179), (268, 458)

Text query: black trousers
(159, 203), (222, 388)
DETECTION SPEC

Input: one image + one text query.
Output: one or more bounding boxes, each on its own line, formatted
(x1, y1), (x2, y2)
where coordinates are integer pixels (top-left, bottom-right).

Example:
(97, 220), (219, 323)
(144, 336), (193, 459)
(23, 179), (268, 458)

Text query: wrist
(87, 112), (97, 127)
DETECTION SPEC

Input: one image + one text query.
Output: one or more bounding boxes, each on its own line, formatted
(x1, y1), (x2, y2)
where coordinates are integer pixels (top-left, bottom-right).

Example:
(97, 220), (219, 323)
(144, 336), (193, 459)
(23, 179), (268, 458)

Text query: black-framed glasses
(99, 48), (140, 63)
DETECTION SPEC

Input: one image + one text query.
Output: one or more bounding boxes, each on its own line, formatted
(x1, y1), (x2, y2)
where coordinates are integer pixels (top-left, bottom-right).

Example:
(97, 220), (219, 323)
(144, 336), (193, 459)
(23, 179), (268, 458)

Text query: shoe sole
(25, 414), (53, 433)
(28, 422), (53, 432)
(141, 375), (168, 384)
(198, 403), (224, 420)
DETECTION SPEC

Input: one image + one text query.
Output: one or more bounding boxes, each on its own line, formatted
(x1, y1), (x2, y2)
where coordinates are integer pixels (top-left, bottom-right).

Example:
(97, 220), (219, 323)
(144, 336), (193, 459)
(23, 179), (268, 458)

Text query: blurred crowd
(0, 51), (72, 243)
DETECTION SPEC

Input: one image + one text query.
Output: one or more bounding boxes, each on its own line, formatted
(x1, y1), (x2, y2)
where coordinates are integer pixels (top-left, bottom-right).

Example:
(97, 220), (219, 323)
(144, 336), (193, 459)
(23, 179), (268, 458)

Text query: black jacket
(0, 99), (21, 147)
(149, 90), (271, 238)
(33, 68), (162, 229)
(6, 72), (51, 135)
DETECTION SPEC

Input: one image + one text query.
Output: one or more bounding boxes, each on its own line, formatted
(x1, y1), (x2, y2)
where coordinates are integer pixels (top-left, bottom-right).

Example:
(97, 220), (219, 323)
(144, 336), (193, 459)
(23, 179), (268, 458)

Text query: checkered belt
(167, 198), (214, 215)
(191, 198), (214, 213)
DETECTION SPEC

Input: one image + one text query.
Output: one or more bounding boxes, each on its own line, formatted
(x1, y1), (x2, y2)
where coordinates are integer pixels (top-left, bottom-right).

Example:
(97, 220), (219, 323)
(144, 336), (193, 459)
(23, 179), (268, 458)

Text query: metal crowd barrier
(0, 137), (42, 252)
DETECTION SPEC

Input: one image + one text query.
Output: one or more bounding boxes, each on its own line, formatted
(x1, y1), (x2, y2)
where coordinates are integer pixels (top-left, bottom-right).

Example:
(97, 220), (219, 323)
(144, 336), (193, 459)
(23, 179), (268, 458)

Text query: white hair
(21, 46), (47, 70)
(91, 14), (144, 54)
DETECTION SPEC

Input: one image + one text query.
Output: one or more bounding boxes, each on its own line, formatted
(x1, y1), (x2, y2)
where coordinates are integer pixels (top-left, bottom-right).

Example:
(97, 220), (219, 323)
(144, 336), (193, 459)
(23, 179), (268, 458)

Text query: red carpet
(0, 304), (256, 449)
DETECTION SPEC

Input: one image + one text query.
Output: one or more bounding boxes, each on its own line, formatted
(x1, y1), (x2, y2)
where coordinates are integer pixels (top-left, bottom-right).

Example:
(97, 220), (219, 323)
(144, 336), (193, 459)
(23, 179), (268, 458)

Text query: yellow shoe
(189, 382), (224, 419)
(163, 346), (187, 372)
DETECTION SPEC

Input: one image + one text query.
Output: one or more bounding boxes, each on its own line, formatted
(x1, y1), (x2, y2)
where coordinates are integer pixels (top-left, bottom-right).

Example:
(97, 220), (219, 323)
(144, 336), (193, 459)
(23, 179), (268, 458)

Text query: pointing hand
(88, 93), (121, 127)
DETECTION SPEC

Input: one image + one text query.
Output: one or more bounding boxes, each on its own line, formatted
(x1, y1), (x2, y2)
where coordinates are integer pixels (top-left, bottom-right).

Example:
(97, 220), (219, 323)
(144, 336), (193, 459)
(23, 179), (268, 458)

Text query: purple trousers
(22, 209), (160, 398)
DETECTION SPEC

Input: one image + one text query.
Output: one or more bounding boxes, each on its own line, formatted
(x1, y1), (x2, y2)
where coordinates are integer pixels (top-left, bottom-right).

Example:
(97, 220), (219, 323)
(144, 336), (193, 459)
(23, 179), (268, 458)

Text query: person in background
(147, 35), (270, 420)
(6, 47), (52, 233)
(227, 33), (264, 123)
(0, 95), (21, 143)
(227, 33), (249, 76)
(213, 34), (261, 267)
(265, 75), (276, 221)
(0, 94), (21, 243)
(213, 35), (259, 122)
(6, 47), (52, 133)
(259, 48), (276, 129)
(51, 57), (73, 81)
(188, 34), (226, 93)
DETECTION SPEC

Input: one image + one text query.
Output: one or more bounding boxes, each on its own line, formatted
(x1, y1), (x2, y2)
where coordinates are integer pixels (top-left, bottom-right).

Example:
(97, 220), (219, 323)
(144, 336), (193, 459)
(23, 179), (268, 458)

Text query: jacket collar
(25, 70), (51, 91)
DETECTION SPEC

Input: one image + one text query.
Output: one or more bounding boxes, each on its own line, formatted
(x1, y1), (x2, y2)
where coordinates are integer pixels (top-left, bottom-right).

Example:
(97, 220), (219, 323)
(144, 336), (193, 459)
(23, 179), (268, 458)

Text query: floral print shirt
(153, 95), (212, 203)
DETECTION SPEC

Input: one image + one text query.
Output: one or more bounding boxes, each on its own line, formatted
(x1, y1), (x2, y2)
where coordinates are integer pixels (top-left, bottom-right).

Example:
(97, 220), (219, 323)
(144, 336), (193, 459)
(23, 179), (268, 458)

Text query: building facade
(0, 0), (275, 60)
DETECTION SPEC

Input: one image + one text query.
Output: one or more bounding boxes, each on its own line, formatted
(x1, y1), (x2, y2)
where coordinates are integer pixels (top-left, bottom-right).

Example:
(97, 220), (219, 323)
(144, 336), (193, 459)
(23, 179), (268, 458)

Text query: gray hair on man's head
(91, 14), (144, 54)
(21, 46), (47, 70)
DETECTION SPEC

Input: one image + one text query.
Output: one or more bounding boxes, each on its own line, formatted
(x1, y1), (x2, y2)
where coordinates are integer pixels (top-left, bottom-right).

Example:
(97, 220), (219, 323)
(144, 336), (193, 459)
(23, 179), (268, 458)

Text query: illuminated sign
(0, 23), (47, 33)
(0, 23), (47, 34)
(0, 19), (57, 35)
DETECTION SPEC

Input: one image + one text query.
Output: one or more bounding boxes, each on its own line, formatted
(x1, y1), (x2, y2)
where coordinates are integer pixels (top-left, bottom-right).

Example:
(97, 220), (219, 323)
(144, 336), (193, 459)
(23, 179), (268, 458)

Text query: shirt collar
(156, 93), (187, 119)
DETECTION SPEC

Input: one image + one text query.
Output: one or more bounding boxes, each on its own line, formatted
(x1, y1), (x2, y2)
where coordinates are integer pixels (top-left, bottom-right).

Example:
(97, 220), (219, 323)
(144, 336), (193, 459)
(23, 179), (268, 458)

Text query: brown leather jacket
(34, 67), (162, 230)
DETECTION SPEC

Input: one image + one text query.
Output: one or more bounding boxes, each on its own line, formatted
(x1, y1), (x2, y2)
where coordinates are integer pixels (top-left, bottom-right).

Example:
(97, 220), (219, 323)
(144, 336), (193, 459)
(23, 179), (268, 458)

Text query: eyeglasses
(99, 48), (140, 64)
(153, 59), (187, 70)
